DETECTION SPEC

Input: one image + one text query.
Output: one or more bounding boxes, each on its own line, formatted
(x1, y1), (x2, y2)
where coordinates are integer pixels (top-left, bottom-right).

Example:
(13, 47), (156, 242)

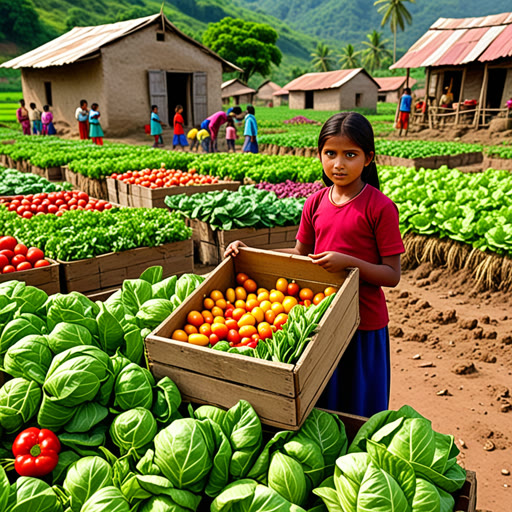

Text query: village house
(375, 76), (417, 103)
(221, 78), (256, 106)
(1, 13), (240, 136)
(254, 80), (281, 106)
(272, 87), (289, 107)
(281, 69), (379, 111)
(391, 12), (512, 128)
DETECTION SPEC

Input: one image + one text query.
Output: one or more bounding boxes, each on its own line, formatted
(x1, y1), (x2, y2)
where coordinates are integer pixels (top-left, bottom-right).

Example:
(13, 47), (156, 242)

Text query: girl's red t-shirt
(173, 113), (185, 135)
(297, 185), (404, 330)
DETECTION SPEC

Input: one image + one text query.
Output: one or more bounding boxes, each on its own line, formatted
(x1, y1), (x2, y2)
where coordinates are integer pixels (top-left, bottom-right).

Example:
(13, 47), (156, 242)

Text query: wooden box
(0, 259), (60, 295)
(106, 177), (118, 204)
(58, 239), (193, 294)
(31, 165), (62, 181)
(190, 219), (299, 265)
(146, 247), (360, 430)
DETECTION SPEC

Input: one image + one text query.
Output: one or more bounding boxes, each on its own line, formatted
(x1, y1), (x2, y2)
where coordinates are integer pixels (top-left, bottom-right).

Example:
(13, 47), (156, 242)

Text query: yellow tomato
(232, 308), (246, 321)
(324, 286), (337, 297)
(215, 298), (227, 310)
(259, 300), (272, 312)
(213, 316), (225, 324)
(235, 299), (246, 310)
(210, 289), (224, 301)
(199, 323), (211, 337)
(238, 313), (256, 327)
(188, 333), (210, 346)
(271, 302), (285, 315)
(257, 322), (273, 340)
(172, 329), (188, 342)
(282, 296), (298, 313)
(257, 291), (269, 302)
(251, 306), (264, 324)
(313, 292), (325, 305)
(226, 287), (236, 303)
(257, 287), (269, 295)
(235, 286), (247, 301)
(203, 297), (215, 310)
(274, 313), (288, 329)
(276, 277), (289, 293)
(246, 298), (259, 312)
(201, 310), (214, 324)
(239, 325), (257, 338)
(269, 290), (285, 303)
(211, 306), (224, 318)
(247, 293), (257, 302)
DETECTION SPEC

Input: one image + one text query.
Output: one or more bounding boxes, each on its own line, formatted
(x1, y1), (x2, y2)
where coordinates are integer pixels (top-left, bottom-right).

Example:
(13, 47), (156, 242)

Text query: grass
(0, 92), (23, 102)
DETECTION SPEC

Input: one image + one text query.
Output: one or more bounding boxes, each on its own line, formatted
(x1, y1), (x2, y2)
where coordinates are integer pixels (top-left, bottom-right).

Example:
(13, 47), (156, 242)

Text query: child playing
(88, 103), (104, 145)
(150, 105), (164, 147)
(242, 105), (258, 153)
(172, 105), (188, 150)
(75, 100), (89, 140)
(16, 100), (31, 135)
(41, 105), (56, 135)
(396, 87), (412, 137)
(187, 127), (199, 152)
(225, 117), (237, 152)
(29, 103), (42, 135)
(225, 112), (404, 418)
(196, 128), (211, 153)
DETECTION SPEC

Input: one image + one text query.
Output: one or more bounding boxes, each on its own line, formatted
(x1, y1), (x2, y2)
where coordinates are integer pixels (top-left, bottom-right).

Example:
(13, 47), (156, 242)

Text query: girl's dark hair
(80, 99), (87, 107)
(43, 105), (49, 112)
(175, 105), (183, 112)
(19, 99), (25, 106)
(246, 105), (255, 115)
(30, 103), (36, 109)
(226, 116), (234, 126)
(318, 112), (379, 190)
(231, 106), (242, 115)
(91, 103), (98, 110)
(151, 104), (158, 110)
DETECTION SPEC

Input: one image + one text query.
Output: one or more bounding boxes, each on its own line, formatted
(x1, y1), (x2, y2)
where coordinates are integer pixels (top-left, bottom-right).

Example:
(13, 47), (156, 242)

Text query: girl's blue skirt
(316, 327), (390, 417)
(173, 134), (189, 146)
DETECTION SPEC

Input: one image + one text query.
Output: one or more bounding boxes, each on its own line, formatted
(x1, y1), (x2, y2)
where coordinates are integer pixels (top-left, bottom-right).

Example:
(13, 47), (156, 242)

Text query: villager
(150, 105), (164, 147)
(89, 103), (104, 145)
(41, 105), (57, 135)
(75, 100), (89, 140)
(396, 87), (412, 137)
(172, 105), (188, 150)
(29, 103), (42, 135)
(16, 100), (31, 135)
(242, 105), (258, 153)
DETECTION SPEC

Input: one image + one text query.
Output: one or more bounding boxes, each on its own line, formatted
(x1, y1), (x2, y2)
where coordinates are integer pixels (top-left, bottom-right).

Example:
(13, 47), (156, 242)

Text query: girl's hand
(224, 240), (247, 258)
(308, 251), (351, 273)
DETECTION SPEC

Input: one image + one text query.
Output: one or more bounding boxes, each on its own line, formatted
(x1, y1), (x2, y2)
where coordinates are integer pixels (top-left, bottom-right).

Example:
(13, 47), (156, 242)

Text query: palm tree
(338, 44), (361, 69)
(374, 0), (415, 63)
(361, 30), (392, 72)
(310, 43), (334, 72)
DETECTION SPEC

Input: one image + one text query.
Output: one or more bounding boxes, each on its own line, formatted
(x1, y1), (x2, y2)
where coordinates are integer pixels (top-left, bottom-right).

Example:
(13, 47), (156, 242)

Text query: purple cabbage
(283, 116), (319, 125)
(255, 180), (324, 198)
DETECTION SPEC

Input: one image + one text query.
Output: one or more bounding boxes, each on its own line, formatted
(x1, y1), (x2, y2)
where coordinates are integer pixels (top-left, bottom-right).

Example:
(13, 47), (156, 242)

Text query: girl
(225, 116), (237, 152)
(41, 105), (56, 135)
(29, 103), (42, 135)
(172, 105), (188, 150)
(225, 112), (404, 418)
(89, 103), (104, 145)
(151, 105), (164, 147)
(75, 99), (89, 140)
(16, 100), (31, 135)
(242, 105), (258, 153)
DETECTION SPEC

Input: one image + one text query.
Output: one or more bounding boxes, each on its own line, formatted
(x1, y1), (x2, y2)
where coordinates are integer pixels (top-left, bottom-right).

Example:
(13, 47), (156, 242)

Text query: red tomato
(14, 244), (28, 256)
(11, 254), (26, 266)
(55, 211), (64, 217)
(36, 205), (46, 213)
(16, 261), (32, 271)
(0, 236), (17, 252)
(47, 205), (58, 214)
(17, 206), (26, 214)
(26, 248), (44, 265)
(34, 259), (51, 268)
(68, 198), (78, 206)
(0, 249), (14, 260)
(227, 329), (241, 344)
(77, 199), (87, 208)
(55, 199), (65, 206)
(2, 265), (15, 273)
(0, 255), (8, 268)
(22, 211), (33, 219)
(209, 334), (219, 346)
(103, 203), (112, 210)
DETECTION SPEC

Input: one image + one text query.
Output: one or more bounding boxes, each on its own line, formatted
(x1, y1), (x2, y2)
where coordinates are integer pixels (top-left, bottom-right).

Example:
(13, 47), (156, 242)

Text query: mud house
(391, 12), (512, 128)
(375, 76), (417, 103)
(221, 79), (256, 106)
(1, 13), (240, 136)
(255, 80), (281, 105)
(282, 69), (379, 111)
(272, 87), (289, 107)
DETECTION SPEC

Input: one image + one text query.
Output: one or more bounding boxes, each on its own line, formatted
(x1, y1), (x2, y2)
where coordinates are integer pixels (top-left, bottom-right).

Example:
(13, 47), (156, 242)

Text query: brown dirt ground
(388, 264), (512, 512)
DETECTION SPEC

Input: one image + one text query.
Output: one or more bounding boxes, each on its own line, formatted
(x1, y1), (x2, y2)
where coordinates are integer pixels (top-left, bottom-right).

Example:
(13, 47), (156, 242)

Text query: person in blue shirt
(150, 105), (165, 147)
(396, 87), (412, 137)
(242, 105), (258, 153)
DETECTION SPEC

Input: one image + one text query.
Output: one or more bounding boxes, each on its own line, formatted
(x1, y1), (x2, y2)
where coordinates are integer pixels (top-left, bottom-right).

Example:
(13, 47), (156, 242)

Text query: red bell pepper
(13, 427), (61, 477)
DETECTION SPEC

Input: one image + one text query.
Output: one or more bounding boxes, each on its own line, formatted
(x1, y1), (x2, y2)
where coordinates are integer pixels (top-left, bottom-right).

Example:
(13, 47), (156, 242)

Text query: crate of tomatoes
(0, 236), (60, 294)
(107, 165), (241, 208)
(146, 247), (360, 430)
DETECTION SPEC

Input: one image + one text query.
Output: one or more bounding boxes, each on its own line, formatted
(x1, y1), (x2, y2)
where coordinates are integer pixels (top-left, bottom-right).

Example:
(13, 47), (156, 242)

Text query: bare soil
(388, 265), (512, 512)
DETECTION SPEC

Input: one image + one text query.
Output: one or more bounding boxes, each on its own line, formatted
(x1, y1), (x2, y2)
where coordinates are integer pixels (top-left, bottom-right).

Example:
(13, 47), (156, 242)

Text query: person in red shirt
(225, 112), (404, 417)
(172, 105), (188, 150)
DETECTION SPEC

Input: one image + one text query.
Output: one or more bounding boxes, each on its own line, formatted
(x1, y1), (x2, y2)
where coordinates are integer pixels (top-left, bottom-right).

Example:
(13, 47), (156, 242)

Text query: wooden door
(148, 70), (168, 124)
(193, 72), (208, 126)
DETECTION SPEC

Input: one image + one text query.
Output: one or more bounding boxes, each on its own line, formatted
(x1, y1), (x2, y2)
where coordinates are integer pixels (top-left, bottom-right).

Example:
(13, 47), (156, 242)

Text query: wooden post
(454, 67), (467, 126)
(424, 67), (431, 127)
(474, 63), (489, 129)
(406, 68), (410, 88)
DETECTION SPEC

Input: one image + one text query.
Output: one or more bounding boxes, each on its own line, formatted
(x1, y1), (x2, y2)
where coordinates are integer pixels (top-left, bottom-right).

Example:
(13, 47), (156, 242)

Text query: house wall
(339, 72), (378, 111)
(503, 67), (512, 105)
(101, 23), (223, 135)
(21, 59), (104, 136)
(314, 88), (341, 110)
(289, 91), (305, 109)
(256, 82), (279, 102)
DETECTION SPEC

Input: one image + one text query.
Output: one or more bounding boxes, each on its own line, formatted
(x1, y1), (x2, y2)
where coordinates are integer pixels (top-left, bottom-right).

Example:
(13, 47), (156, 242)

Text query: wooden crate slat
(151, 362), (298, 429)
(0, 259), (60, 295)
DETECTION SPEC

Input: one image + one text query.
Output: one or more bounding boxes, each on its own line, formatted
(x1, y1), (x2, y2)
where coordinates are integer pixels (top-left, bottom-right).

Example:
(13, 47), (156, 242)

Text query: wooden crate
(190, 219), (299, 265)
(31, 165), (62, 181)
(106, 177), (119, 204)
(0, 259), (60, 295)
(146, 247), (360, 430)
(58, 239), (193, 294)
(63, 166), (79, 188)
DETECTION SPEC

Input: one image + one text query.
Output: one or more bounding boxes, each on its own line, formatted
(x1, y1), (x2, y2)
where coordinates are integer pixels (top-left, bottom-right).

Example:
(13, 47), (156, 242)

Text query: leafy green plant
(0, 168), (72, 195)
(4, 476), (63, 512)
(0, 377), (41, 433)
(110, 408), (157, 457)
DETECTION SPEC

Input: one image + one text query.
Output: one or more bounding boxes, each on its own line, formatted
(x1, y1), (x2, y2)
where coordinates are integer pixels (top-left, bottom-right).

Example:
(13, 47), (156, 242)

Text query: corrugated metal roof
(375, 76), (417, 92)
(1, 13), (241, 72)
(221, 79), (256, 98)
(257, 80), (281, 92)
(272, 88), (289, 96)
(391, 12), (512, 69)
(283, 68), (379, 91)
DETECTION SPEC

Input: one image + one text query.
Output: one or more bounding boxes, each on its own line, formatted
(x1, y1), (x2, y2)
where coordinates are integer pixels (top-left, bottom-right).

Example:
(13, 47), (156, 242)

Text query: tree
(65, 8), (99, 30)
(310, 42), (334, 72)
(202, 17), (282, 83)
(361, 30), (392, 72)
(0, 0), (49, 47)
(374, 0), (415, 63)
(289, 66), (309, 80)
(338, 44), (361, 70)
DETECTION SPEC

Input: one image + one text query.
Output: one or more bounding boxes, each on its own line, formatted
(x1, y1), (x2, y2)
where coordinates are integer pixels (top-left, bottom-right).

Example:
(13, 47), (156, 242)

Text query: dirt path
(388, 265), (512, 512)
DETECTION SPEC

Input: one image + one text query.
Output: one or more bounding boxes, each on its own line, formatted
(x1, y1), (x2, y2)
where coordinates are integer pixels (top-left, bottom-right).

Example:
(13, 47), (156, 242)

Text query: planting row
(0, 167), (72, 196)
